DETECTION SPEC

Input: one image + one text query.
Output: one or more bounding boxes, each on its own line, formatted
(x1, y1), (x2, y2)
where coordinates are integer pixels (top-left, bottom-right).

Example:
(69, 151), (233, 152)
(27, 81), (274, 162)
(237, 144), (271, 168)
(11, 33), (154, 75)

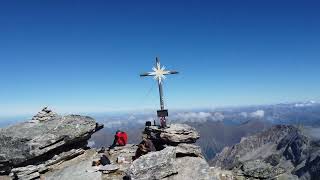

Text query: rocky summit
(3, 109), (319, 180)
(124, 124), (211, 180)
(0, 111), (217, 180)
(40, 123), (214, 180)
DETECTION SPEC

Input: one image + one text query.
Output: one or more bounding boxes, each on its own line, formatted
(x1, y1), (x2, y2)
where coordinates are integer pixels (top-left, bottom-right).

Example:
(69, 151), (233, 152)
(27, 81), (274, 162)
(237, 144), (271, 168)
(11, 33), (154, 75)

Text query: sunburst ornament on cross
(140, 57), (179, 127)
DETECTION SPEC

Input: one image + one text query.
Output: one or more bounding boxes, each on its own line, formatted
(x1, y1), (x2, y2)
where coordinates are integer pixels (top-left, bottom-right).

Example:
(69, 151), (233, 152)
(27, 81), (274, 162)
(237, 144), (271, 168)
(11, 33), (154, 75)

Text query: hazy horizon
(0, 99), (318, 119)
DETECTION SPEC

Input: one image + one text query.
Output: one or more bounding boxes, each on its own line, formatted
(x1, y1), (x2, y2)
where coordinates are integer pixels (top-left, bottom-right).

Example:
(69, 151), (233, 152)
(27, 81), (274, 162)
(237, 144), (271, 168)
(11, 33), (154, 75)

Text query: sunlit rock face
(125, 124), (211, 180)
(146, 123), (200, 145)
(128, 147), (177, 180)
(0, 108), (103, 175)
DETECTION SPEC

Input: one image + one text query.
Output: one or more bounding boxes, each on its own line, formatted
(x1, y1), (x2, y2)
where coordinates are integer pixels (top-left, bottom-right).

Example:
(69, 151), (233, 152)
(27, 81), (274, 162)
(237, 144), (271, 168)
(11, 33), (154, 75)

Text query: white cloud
(173, 112), (210, 122)
(212, 112), (224, 121)
(172, 111), (224, 122)
(250, 110), (265, 118)
(128, 115), (136, 120)
(240, 112), (248, 118)
(294, 101), (317, 107)
(103, 120), (123, 127)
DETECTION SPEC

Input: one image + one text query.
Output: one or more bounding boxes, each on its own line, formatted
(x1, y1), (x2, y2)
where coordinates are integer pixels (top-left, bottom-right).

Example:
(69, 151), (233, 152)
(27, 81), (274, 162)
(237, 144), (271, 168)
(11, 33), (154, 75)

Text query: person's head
(116, 130), (121, 134)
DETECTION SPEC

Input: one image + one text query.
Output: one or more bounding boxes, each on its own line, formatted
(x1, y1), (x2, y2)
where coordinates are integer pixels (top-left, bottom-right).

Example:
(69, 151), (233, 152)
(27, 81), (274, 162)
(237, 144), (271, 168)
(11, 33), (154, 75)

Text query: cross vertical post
(140, 57), (179, 128)
(156, 57), (165, 110)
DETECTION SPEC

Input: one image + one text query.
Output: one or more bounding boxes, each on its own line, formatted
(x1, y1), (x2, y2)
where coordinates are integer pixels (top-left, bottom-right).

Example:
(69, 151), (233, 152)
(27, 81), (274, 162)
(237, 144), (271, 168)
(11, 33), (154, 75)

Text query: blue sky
(0, 0), (319, 117)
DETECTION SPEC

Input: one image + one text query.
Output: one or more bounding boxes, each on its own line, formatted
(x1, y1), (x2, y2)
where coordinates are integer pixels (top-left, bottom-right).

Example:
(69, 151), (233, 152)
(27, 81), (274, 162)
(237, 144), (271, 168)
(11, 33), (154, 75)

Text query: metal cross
(140, 57), (178, 126)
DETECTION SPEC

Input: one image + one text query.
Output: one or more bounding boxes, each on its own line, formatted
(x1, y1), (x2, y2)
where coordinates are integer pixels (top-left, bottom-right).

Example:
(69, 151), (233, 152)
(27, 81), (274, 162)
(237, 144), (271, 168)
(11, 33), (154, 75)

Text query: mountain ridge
(211, 124), (320, 179)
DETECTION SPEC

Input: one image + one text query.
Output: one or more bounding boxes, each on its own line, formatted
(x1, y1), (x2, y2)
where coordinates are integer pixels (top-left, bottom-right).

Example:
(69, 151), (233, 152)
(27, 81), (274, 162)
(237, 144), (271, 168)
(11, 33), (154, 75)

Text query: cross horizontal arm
(140, 72), (155, 77)
(167, 71), (179, 75)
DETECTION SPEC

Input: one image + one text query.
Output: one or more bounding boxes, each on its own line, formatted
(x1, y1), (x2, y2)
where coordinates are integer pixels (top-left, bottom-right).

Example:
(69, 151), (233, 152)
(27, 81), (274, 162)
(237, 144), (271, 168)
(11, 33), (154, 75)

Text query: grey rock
(127, 146), (177, 180)
(44, 149), (102, 180)
(98, 164), (119, 173)
(10, 165), (42, 180)
(294, 153), (320, 180)
(240, 160), (285, 179)
(147, 124), (200, 144)
(100, 144), (138, 180)
(278, 130), (309, 165)
(208, 167), (234, 180)
(10, 148), (85, 179)
(31, 107), (57, 122)
(0, 110), (103, 174)
(107, 144), (137, 164)
(164, 156), (211, 180)
(0, 175), (12, 180)
(3, 117), (211, 180)
(45, 148), (85, 166)
(175, 143), (204, 158)
(0, 155), (10, 174)
(264, 154), (281, 166)
(44, 153), (102, 180)
(276, 173), (299, 180)
(19, 171), (40, 180)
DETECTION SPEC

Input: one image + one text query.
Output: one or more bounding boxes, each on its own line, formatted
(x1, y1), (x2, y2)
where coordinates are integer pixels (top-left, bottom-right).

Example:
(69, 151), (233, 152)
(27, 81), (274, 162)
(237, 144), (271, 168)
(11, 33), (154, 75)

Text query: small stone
(117, 156), (126, 163)
(98, 164), (119, 172)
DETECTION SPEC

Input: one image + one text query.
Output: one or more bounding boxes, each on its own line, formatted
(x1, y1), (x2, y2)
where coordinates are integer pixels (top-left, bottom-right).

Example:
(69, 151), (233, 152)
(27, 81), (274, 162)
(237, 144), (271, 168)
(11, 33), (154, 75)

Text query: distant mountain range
(89, 101), (320, 161)
(90, 101), (320, 128)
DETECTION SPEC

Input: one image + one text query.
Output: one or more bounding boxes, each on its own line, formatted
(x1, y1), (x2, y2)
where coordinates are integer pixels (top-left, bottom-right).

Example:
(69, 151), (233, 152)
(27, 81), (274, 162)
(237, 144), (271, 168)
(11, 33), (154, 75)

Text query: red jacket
(116, 131), (128, 146)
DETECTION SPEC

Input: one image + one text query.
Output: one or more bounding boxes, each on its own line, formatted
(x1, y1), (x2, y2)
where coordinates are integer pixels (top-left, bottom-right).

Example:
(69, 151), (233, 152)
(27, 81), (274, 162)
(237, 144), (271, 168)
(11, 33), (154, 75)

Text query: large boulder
(174, 143), (204, 158)
(130, 124), (213, 179)
(0, 110), (103, 174)
(127, 146), (177, 180)
(146, 124), (200, 145)
(164, 156), (211, 180)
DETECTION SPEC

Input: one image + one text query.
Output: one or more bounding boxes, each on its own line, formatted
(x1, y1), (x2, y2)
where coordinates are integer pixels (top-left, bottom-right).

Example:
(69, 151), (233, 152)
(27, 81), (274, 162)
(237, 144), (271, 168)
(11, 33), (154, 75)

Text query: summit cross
(140, 57), (179, 127)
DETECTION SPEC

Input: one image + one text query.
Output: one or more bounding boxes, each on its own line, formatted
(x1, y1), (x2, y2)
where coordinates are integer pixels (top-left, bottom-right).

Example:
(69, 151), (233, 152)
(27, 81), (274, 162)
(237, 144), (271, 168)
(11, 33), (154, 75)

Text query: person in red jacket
(109, 130), (128, 149)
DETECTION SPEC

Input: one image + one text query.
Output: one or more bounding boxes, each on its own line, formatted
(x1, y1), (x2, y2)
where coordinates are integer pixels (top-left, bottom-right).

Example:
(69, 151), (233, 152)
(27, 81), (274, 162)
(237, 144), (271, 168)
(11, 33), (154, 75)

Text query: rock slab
(0, 111), (103, 174)
(147, 124), (200, 144)
(164, 156), (211, 180)
(127, 147), (177, 180)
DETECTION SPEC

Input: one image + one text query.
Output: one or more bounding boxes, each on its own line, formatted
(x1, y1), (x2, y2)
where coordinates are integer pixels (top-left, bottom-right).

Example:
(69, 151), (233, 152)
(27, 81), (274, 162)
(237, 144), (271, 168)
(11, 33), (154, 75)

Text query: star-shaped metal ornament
(141, 58), (178, 84)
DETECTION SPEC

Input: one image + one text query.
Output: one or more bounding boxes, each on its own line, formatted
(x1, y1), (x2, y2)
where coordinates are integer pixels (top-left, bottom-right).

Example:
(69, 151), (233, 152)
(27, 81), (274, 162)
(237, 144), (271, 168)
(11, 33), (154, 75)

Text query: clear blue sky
(0, 0), (319, 117)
